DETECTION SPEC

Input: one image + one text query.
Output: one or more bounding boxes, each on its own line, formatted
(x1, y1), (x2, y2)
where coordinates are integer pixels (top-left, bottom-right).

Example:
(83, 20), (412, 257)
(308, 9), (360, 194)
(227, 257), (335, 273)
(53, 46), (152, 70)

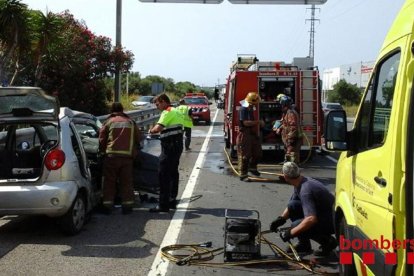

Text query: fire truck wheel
(230, 147), (237, 159)
(225, 137), (230, 149)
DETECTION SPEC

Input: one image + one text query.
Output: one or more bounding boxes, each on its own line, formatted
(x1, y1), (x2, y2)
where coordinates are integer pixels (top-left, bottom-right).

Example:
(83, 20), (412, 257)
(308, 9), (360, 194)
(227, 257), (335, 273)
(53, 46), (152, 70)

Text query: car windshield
(137, 96), (154, 103)
(184, 98), (208, 105)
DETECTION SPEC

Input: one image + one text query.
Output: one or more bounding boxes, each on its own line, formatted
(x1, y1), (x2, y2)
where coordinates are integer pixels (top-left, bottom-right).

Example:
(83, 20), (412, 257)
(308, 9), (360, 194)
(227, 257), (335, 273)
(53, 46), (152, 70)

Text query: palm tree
(0, 0), (29, 86)
(30, 10), (63, 85)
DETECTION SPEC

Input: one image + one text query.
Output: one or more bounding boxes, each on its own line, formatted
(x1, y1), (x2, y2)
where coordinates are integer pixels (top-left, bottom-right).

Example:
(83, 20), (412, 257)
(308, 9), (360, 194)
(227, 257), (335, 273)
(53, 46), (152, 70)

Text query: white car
(322, 102), (343, 114)
(131, 95), (155, 109)
(0, 87), (102, 235)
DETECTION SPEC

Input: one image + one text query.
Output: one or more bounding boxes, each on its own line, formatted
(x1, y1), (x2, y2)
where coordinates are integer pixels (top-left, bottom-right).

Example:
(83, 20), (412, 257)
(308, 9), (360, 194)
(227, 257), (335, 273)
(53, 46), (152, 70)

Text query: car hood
(0, 87), (59, 122)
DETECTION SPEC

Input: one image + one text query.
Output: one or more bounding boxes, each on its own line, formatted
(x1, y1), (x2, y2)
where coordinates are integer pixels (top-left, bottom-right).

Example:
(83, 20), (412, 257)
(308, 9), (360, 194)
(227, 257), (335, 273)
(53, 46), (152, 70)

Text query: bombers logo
(339, 235), (414, 265)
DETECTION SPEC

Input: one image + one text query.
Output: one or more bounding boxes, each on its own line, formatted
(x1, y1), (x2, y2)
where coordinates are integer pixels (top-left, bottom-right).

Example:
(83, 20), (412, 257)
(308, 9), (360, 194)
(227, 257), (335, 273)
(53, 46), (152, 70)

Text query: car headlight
(202, 108), (209, 112)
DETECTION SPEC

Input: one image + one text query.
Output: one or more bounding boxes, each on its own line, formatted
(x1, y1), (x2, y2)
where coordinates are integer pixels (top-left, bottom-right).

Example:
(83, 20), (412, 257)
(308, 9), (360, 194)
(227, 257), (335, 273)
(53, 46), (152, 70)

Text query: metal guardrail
(97, 107), (160, 131)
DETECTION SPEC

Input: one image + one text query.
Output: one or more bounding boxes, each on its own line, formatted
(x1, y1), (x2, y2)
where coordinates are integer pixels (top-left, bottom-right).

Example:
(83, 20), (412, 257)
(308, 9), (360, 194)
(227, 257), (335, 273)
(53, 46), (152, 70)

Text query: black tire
(230, 147), (237, 159)
(59, 193), (87, 235)
(225, 130), (231, 149)
(206, 120), (211, 125)
(339, 217), (357, 276)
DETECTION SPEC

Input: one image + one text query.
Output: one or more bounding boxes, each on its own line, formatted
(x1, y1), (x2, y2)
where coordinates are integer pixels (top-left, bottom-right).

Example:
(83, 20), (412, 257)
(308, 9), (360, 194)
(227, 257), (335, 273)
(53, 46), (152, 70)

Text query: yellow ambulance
(323, 0), (414, 275)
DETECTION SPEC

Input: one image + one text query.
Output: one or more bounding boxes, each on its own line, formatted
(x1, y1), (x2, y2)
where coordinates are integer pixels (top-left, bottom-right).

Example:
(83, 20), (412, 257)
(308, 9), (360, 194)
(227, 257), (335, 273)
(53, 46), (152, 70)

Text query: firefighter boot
(313, 235), (338, 257)
(249, 168), (261, 177)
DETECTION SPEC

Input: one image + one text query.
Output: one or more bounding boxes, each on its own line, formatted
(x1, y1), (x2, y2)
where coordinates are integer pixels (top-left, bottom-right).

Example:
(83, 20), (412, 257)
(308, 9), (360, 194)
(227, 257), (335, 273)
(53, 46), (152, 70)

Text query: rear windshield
(184, 98), (208, 105)
(0, 89), (57, 117)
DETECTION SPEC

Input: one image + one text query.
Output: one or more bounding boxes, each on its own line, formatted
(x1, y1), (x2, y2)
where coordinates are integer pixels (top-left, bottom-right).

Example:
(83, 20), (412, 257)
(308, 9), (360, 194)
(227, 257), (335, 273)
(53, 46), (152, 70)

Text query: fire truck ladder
(299, 69), (320, 149)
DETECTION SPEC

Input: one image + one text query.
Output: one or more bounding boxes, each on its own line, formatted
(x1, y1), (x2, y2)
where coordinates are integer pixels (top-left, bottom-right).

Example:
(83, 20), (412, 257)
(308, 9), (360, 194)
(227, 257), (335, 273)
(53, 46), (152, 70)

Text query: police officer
(99, 102), (141, 215)
(237, 92), (264, 181)
(269, 162), (337, 256)
(274, 94), (301, 163)
(176, 99), (193, 151)
(149, 94), (184, 212)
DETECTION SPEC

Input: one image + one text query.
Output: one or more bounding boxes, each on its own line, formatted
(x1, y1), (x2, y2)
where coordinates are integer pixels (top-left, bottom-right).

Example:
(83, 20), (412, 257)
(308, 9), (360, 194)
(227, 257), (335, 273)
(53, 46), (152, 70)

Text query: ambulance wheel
(338, 217), (356, 276)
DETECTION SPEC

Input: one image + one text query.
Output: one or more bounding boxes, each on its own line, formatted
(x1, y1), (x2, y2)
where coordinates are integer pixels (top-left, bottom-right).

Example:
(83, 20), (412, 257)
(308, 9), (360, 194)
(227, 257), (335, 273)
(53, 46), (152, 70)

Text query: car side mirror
(323, 110), (348, 151)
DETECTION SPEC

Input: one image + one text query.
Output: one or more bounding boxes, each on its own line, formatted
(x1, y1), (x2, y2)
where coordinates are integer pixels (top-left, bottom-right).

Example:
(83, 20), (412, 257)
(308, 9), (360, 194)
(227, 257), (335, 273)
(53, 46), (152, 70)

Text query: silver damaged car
(0, 87), (102, 235)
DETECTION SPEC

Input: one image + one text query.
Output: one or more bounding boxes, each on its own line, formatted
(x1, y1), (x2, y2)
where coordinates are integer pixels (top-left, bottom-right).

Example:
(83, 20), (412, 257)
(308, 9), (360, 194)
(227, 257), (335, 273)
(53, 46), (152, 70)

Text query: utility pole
(114, 0), (122, 102)
(306, 4), (320, 58)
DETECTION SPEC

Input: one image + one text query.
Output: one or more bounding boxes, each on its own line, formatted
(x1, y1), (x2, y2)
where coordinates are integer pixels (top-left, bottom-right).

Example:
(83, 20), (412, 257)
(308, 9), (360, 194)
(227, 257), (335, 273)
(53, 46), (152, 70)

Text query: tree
(175, 81), (197, 97)
(0, 0), (29, 85)
(327, 79), (362, 106)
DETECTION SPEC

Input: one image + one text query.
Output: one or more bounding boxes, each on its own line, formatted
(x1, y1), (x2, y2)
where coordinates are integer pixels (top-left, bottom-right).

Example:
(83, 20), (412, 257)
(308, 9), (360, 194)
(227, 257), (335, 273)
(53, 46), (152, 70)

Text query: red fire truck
(223, 55), (323, 158)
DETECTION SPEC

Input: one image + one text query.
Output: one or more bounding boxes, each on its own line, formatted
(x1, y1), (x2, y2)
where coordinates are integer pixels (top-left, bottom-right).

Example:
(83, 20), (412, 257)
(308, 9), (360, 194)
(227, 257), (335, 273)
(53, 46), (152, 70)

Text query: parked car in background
(0, 87), (102, 235)
(322, 102), (343, 113)
(183, 92), (212, 125)
(131, 95), (155, 109)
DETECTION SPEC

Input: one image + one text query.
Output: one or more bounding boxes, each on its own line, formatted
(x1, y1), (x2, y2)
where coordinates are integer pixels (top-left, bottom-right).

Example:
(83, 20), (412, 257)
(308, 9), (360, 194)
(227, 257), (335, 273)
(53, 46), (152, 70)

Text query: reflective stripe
(160, 129), (182, 138)
(110, 121), (132, 128)
(106, 119), (135, 156)
(122, 201), (135, 205)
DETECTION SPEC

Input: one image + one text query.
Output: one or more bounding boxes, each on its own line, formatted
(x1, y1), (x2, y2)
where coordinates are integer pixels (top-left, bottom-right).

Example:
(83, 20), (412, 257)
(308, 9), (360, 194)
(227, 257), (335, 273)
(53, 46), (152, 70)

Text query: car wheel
(206, 120), (211, 125)
(339, 217), (357, 276)
(59, 193), (87, 235)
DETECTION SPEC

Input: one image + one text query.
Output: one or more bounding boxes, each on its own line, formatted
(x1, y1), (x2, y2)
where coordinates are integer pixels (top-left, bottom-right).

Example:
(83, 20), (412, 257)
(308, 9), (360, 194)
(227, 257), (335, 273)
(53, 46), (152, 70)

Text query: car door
(350, 51), (400, 274)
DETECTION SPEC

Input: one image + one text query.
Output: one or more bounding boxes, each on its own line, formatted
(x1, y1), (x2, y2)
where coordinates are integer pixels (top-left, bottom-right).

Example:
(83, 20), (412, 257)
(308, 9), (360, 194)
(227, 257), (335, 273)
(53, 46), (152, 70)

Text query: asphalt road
(0, 105), (339, 276)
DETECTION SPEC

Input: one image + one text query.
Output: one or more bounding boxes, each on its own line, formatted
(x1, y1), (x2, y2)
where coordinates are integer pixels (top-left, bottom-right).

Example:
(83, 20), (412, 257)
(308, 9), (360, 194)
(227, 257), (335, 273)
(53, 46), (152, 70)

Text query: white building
(322, 61), (375, 101)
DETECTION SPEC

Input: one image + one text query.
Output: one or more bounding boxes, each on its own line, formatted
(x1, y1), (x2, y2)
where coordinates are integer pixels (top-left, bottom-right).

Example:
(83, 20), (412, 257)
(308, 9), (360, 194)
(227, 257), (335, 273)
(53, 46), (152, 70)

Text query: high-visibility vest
(176, 105), (193, 128)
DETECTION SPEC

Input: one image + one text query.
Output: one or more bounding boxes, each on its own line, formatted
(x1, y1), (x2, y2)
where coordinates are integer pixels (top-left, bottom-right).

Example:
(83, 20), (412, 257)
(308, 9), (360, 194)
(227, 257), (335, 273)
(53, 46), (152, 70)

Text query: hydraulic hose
(160, 230), (338, 275)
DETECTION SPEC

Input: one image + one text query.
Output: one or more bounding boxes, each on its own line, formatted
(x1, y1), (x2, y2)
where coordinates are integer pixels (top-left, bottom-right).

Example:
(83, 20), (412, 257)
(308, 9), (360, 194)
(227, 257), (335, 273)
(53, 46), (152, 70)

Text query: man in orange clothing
(99, 102), (141, 215)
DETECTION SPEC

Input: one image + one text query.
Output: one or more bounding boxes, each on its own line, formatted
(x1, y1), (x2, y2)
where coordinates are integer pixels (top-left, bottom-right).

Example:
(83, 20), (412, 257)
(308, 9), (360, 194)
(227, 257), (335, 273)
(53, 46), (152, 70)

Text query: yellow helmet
(245, 92), (260, 105)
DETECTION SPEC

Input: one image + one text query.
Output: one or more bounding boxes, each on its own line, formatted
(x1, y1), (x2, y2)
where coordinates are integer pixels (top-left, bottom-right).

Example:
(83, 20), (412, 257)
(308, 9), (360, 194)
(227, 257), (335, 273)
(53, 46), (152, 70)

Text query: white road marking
(147, 109), (220, 276)
(325, 155), (338, 164)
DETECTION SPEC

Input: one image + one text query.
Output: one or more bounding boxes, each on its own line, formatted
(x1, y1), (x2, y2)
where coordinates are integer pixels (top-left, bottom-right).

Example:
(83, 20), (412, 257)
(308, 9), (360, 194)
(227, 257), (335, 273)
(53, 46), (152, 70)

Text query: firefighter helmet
(245, 92), (260, 105)
(278, 94), (292, 107)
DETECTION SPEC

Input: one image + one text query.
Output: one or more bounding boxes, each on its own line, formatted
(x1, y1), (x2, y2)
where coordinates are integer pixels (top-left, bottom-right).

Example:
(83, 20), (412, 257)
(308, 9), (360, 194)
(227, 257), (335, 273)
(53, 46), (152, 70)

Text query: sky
(22, 0), (405, 87)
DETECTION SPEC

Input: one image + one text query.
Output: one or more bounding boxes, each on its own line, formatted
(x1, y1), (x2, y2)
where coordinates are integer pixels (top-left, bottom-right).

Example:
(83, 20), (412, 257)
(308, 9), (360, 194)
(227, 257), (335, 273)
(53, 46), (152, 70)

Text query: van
(323, 1), (414, 275)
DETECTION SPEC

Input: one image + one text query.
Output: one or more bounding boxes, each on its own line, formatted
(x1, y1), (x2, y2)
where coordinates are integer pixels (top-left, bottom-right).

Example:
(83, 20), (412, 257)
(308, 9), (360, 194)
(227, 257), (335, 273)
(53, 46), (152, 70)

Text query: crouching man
(270, 162), (337, 256)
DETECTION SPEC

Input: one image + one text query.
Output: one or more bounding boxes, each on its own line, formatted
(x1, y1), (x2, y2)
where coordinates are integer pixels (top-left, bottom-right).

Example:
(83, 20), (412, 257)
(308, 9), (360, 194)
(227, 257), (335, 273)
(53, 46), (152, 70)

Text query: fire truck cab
(223, 55), (323, 158)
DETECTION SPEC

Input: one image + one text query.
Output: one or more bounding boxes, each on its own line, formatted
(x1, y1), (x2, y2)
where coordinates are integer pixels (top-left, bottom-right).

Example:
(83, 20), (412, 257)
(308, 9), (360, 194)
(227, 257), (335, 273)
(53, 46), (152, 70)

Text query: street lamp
(114, 0), (122, 102)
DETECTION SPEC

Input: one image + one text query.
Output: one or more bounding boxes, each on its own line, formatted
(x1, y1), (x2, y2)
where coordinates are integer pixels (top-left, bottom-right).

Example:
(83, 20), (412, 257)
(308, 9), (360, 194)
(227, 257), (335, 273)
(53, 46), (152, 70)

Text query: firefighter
(149, 94), (184, 212)
(177, 99), (193, 151)
(274, 94), (301, 163)
(237, 92), (264, 181)
(99, 102), (141, 215)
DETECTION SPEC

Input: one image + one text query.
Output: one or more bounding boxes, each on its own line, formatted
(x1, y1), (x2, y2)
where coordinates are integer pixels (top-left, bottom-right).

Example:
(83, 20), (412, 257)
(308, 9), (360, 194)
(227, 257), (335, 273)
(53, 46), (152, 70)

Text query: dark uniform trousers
(184, 127), (191, 149)
(287, 199), (335, 241)
(103, 156), (135, 208)
(159, 134), (183, 208)
(237, 129), (262, 176)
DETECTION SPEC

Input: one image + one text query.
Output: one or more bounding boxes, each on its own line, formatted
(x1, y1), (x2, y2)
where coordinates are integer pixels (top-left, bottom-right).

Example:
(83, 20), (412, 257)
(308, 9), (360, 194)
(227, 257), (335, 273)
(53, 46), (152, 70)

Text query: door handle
(374, 176), (387, 187)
